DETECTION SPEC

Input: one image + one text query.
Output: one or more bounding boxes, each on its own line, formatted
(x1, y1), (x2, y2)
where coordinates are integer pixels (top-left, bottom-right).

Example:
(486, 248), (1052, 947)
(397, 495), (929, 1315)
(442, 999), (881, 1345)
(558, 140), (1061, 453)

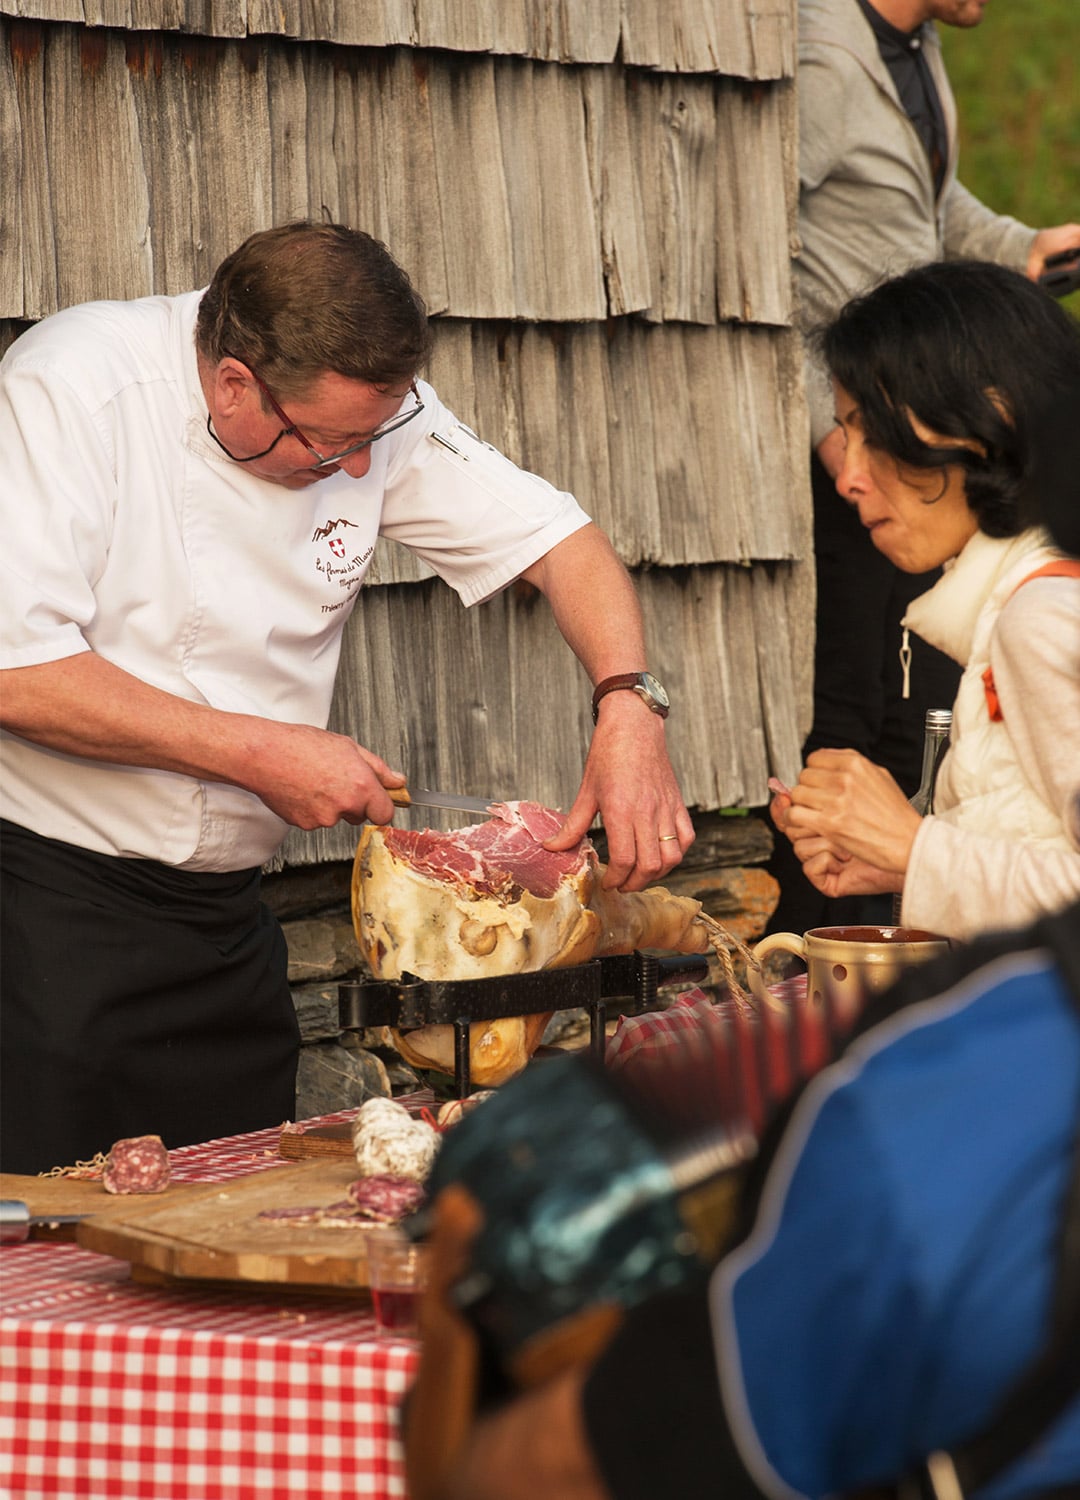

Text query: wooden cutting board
(74, 1159), (384, 1292)
(0, 1171), (220, 1240)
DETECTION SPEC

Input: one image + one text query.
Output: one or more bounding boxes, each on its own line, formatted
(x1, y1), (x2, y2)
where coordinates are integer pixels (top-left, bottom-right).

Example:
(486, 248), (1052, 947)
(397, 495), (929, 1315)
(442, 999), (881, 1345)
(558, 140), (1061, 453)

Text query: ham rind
(381, 800), (584, 900)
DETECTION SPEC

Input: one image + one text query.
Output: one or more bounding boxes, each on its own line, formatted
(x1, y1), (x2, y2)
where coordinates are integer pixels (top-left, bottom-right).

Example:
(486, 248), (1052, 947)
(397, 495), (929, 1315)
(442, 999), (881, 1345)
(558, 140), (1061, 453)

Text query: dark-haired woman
(772, 260), (1080, 942)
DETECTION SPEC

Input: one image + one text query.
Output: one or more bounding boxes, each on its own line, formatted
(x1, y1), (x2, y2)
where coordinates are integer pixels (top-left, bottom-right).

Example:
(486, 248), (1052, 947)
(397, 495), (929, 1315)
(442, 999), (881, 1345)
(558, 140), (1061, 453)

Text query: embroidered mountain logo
(311, 515), (374, 603)
(312, 517), (359, 544)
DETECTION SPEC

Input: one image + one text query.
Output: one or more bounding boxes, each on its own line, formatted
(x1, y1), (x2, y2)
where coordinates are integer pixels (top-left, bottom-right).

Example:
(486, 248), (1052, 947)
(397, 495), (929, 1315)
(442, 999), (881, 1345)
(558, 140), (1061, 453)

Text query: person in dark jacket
(404, 895), (1080, 1500)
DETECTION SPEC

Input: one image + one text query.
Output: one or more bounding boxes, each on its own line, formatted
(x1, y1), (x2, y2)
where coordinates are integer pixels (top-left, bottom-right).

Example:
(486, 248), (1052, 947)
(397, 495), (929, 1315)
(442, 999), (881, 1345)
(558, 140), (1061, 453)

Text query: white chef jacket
(0, 292), (590, 870)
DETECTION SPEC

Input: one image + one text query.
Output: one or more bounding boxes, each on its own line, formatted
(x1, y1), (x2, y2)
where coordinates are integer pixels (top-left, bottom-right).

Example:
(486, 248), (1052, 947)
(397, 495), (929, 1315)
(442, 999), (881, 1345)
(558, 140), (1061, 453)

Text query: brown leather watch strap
(591, 673), (669, 723)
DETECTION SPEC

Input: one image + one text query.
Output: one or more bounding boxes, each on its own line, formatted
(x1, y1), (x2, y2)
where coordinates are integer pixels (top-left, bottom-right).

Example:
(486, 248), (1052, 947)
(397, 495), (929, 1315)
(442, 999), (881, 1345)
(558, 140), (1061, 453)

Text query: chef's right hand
(245, 721), (406, 829)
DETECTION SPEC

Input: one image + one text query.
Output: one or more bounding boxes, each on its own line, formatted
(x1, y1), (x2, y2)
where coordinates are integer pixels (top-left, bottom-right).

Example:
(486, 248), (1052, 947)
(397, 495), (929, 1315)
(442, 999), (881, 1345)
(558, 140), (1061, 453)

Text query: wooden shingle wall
(1, 2), (812, 869)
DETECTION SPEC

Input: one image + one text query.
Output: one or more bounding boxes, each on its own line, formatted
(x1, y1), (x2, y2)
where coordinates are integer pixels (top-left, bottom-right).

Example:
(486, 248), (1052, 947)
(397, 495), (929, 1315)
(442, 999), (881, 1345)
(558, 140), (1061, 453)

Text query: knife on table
(0, 1199), (87, 1244)
(389, 786), (497, 816)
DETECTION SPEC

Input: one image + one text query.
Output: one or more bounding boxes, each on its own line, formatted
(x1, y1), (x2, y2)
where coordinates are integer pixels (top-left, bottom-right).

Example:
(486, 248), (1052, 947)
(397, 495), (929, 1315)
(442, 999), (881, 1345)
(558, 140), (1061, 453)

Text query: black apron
(0, 819), (298, 1174)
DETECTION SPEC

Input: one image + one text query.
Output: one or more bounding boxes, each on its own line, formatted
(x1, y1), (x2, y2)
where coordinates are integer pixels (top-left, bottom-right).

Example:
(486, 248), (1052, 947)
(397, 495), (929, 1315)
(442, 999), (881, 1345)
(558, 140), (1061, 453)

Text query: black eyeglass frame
(207, 355), (424, 468)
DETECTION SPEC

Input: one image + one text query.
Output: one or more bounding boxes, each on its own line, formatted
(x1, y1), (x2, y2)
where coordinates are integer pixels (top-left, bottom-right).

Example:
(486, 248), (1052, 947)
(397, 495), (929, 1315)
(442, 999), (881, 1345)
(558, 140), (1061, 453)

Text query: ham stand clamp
(337, 951), (711, 1096)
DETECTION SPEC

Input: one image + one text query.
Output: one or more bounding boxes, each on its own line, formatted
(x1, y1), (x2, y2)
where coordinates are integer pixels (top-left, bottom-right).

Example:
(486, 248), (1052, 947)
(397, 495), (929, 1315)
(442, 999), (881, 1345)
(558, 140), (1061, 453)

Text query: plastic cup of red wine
(367, 1227), (429, 1338)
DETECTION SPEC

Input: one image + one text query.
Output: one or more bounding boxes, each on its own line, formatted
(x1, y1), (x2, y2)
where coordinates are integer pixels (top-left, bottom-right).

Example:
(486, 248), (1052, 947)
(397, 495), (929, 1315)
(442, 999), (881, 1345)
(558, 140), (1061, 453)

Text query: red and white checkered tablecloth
(604, 977), (842, 1139)
(605, 976), (809, 1070)
(1, 1101), (433, 1500)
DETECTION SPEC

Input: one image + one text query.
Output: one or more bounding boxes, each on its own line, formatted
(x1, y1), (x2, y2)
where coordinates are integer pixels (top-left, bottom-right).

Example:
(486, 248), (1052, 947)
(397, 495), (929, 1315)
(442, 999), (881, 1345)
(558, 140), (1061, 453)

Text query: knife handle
(388, 787), (411, 808)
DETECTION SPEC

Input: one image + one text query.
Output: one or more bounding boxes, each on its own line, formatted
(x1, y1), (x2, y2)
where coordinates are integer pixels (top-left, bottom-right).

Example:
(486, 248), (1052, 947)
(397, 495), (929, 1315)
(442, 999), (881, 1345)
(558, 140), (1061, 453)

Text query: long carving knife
(389, 786), (497, 816)
(0, 1200), (88, 1244)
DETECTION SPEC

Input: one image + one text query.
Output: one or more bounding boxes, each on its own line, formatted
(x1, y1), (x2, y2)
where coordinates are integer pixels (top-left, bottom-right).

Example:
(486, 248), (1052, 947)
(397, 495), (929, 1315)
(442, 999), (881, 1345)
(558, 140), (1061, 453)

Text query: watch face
(640, 672), (669, 709)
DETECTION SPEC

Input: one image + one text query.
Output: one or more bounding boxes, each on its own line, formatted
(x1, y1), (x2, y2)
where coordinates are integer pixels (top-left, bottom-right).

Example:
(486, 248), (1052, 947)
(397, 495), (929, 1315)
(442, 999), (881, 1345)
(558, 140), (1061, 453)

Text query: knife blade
(389, 786), (497, 816)
(0, 1199), (87, 1244)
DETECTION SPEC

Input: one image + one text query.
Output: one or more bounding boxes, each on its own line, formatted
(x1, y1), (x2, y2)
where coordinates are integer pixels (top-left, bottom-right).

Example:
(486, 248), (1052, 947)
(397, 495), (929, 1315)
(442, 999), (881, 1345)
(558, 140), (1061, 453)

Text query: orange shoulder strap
(1011, 560), (1080, 588)
(983, 560), (1080, 722)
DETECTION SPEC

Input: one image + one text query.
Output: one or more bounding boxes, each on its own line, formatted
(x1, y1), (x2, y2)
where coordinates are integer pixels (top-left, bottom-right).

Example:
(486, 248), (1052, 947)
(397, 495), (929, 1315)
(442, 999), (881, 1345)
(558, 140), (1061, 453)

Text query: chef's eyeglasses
(207, 355), (424, 468)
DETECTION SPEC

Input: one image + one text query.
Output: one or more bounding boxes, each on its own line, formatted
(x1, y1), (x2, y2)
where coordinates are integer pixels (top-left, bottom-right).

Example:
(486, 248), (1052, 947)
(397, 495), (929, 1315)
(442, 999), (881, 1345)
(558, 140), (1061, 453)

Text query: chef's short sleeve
(376, 386), (592, 606)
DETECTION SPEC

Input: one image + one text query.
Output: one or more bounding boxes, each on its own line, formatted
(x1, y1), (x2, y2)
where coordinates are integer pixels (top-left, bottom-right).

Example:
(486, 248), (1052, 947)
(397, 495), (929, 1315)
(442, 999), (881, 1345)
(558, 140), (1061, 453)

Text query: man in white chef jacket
(0, 221), (691, 1174)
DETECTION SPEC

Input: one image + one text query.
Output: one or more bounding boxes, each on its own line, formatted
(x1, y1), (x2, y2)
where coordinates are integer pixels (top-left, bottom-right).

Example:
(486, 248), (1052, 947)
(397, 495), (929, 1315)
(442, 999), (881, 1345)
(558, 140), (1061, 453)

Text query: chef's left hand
(544, 694), (694, 892)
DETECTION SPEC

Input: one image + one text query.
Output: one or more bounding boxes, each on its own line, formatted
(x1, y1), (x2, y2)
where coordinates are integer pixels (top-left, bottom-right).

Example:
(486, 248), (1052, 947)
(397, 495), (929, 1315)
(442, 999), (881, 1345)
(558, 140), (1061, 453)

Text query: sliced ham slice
(378, 801), (582, 900)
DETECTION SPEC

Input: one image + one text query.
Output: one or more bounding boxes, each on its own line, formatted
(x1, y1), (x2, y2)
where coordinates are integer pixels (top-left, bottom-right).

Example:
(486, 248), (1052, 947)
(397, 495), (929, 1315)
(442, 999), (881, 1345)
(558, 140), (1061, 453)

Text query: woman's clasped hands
(769, 749), (924, 901)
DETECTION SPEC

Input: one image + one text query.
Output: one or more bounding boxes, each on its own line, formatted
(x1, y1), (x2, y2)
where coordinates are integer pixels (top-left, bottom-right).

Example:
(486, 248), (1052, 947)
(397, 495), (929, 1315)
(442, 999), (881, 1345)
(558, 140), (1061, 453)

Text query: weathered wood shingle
(2, 1), (795, 75)
(2, 25), (797, 324)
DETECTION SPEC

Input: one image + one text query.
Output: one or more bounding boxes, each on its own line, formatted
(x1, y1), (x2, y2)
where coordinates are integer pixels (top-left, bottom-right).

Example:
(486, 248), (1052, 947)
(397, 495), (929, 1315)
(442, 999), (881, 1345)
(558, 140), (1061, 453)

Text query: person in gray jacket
(765, 0), (1080, 937)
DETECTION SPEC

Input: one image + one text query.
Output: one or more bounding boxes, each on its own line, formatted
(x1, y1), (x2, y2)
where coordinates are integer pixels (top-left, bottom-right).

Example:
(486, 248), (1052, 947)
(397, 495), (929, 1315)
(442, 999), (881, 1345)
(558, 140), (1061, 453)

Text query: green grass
(940, 0), (1080, 314)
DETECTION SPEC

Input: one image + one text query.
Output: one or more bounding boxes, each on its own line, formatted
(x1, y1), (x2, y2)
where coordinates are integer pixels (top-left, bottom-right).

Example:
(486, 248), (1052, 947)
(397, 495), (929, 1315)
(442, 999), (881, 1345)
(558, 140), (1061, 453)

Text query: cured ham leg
(352, 802), (725, 1086)
(353, 802), (598, 1085)
(353, 802), (601, 986)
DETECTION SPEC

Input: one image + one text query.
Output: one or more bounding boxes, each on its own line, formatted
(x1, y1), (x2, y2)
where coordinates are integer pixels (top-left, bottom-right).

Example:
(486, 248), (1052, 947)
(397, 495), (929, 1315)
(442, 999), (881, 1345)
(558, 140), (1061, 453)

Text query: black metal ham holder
(338, 951), (711, 1097)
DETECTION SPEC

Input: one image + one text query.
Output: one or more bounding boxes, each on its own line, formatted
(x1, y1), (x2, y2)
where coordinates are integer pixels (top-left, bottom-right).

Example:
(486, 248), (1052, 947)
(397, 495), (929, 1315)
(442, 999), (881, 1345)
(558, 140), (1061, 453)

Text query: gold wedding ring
(658, 834), (679, 841)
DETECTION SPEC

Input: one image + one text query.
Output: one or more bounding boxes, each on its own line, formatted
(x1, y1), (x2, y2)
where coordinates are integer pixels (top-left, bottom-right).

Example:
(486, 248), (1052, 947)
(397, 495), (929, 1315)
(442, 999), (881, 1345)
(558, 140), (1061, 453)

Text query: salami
(348, 1174), (426, 1223)
(256, 1177), (425, 1229)
(257, 1199), (368, 1228)
(256, 1204), (333, 1224)
(102, 1134), (171, 1195)
(351, 1097), (440, 1183)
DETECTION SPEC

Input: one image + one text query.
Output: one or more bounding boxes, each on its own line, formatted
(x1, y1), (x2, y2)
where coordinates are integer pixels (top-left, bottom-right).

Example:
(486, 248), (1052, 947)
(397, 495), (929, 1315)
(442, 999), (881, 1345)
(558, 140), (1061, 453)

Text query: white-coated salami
(350, 1098), (440, 1183)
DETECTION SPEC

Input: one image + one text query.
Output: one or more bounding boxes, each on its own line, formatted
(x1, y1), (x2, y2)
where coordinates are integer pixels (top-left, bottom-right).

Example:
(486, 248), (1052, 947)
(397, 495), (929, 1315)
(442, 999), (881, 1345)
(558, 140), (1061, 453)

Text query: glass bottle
(892, 708), (952, 924)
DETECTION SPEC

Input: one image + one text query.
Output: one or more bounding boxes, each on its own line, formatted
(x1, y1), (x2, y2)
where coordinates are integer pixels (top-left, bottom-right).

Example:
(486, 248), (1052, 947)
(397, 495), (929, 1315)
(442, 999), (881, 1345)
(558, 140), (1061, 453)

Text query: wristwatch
(591, 672), (670, 723)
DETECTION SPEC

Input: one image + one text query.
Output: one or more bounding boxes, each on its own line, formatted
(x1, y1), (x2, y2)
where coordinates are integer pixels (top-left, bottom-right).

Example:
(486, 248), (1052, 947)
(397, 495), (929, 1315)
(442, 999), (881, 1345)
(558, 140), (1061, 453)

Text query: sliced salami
(256, 1204), (328, 1224)
(102, 1134), (171, 1195)
(347, 1174), (426, 1223)
(257, 1200), (367, 1228)
(256, 1182), (423, 1229)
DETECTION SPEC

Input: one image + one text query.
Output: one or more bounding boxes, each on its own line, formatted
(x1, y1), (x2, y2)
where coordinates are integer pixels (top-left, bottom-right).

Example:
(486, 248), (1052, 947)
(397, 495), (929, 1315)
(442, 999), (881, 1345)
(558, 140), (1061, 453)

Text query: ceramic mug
(748, 925), (950, 1022)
